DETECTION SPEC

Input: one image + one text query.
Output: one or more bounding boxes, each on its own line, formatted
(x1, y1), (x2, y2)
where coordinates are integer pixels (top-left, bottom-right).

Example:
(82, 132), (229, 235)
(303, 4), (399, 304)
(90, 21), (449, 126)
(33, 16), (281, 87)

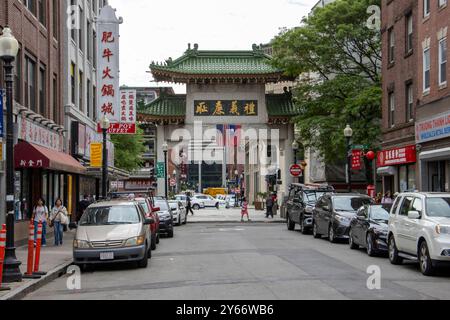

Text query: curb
(0, 260), (73, 300)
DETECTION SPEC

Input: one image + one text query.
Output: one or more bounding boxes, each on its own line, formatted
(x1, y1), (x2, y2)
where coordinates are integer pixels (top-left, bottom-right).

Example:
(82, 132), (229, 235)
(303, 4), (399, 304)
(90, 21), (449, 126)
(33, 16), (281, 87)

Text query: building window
(71, 63), (76, 104)
(388, 92), (395, 128)
(52, 0), (58, 39)
(70, 0), (76, 42)
(39, 66), (46, 116)
(439, 38), (447, 86)
(424, 0), (430, 17)
(25, 56), (37, 112)
(93, 85), (96, 121)
(399, 165), (416, 192)
(439, 0), (447, 8)
(87, 79), (91, 118)
(406, 83), (414, 121)
(87, 21), (92, 62)
(24, 0), (36, 16)
(38, 0), (46, 26)
(423, 47), (431, 92)
(406, 14), (413, 53)
(53, 74), (58, 123)
(78, 6), (84, 53)
(79, 70), (83, 111)
(388, 28), (395, 64)
(93, 31), (97, 69)
(14, 48), (22, 104)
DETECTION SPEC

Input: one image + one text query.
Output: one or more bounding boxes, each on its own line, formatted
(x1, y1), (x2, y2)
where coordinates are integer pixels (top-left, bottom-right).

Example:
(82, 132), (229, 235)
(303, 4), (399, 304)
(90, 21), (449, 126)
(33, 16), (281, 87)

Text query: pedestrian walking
(50, 199), (68, 246)
(241, 197), (251, 222)
(381, 191), (394, 205)
(266, 195), (274, 219)
(32, 198), (49, 247)
(271, 193), (278, 216)
(186, 193), (194, 216)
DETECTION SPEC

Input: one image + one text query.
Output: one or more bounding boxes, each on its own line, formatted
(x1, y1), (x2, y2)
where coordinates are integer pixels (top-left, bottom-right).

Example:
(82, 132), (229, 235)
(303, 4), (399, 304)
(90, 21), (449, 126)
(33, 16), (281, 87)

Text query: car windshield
(370, 206), (390, 221)
(333, 197), (373, 212)
(155, 201), (169, 211)
(426, 197), (450, 218)
(169, 202), (178, 209)
(80, 206), (140, 226)
(303, 191), (326, 203)
(138, 201), (149, 212)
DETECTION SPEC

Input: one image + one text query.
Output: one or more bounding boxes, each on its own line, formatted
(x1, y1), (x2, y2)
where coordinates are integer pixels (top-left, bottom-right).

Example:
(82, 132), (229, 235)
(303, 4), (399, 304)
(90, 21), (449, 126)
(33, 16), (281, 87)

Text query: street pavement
(23, 212), (450, 300)
(188, 207), (284, 223)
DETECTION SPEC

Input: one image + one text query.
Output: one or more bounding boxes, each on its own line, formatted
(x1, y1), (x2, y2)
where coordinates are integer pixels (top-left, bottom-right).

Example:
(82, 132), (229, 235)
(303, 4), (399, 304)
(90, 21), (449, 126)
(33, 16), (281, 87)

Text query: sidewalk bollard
(23, 223), (40, 279)
(33, 222), (47, 277)
(0, 224), (11, 291)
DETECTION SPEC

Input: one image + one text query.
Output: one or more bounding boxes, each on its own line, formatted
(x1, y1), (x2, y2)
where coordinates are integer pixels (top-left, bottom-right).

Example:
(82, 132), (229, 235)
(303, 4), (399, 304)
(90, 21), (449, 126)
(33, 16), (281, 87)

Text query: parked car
(313, 193), (374, 243)
(155, 199), (174, 238)
(192, 194), (219, 209)
(215, 195), (229, 208)
(349, 204), (391, 256)
(174, 194), (205, 210)
(72, 200), (154, 269)
(286, 183), (334, 234)
(169, 200), (187, 226)
(388, 192), (450, 276)
(135, 197), (160, 250)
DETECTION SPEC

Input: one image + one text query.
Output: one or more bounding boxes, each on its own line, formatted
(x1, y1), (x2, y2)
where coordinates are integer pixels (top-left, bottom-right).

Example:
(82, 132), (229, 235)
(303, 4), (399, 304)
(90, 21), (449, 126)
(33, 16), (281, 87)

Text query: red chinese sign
(352, 150), (363, 170)
(377, 145), (417, 167)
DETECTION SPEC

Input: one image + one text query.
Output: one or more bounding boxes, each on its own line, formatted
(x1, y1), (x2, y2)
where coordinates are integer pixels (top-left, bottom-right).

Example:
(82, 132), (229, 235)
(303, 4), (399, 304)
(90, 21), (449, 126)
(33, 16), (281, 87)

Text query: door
(286, 189), (294, 220)
(317, 196), (331, 234)
(353, 207), (367, 246)
(404, 197), (423, 254)
(395, 196), (413, 251)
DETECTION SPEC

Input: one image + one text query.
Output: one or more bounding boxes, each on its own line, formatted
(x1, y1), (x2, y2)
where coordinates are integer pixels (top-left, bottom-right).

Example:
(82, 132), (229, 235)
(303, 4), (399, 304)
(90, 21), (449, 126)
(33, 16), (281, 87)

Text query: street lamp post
(173, 169), (177, 194)
(162, 142), (168, 199)
(234, 170), (239, 207)
(100, 116), (110, 199)
(0, 27), (22, 283)
(344, 125), (353, 193)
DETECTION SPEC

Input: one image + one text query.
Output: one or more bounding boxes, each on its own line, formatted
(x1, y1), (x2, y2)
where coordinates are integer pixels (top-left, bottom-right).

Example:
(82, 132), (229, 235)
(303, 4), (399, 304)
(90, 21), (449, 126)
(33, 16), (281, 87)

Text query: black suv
(286, 184), (334, 234)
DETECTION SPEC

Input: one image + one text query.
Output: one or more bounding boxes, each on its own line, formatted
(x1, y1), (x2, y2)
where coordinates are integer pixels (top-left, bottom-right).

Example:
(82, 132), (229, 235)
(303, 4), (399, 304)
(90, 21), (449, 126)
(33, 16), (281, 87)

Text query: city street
(23, 215), (450, 300)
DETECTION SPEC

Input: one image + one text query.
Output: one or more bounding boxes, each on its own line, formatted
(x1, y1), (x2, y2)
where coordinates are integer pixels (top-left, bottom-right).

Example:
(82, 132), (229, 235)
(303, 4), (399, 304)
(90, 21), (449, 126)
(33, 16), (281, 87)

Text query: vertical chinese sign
(351, 150), (363, 170)
(96, 5), (123, 133)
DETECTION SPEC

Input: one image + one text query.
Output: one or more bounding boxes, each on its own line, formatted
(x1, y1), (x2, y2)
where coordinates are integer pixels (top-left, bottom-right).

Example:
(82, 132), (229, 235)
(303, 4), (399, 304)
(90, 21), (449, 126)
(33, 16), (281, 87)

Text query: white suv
(388, 192), (450, 276)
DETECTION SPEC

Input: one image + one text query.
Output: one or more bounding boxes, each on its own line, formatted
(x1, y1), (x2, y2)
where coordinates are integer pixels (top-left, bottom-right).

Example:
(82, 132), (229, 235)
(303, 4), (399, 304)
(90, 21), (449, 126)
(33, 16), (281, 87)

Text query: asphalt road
(24, 222), (450, 300)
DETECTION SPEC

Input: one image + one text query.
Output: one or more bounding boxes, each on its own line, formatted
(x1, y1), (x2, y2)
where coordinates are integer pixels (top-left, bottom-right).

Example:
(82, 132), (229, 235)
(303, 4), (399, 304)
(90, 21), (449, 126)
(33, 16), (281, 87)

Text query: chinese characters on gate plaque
(194, 100), (258, 117)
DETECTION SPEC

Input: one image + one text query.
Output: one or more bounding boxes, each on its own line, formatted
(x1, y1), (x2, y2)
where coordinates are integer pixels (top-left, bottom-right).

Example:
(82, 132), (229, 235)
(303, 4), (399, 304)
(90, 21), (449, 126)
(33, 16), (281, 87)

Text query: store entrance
(428, 161), (446, 192)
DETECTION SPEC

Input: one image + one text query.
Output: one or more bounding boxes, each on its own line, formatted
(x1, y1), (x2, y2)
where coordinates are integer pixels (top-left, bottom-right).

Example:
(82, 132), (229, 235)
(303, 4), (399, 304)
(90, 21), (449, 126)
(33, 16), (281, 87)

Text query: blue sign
(0, 90), (3, 138)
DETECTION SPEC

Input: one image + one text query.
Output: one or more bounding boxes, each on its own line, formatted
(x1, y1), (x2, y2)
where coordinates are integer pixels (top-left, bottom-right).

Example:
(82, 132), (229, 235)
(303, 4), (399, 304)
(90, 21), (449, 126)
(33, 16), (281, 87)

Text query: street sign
(290, 164), (302, 177)
(156, 162), (165, 178)
(352, 144), (369, 150)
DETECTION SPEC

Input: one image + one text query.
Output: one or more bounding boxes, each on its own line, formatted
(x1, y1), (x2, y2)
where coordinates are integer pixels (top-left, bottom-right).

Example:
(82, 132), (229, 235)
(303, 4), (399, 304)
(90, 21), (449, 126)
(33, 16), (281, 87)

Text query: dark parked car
(313, 193), (374, 243)
(286, 184), (334, 234)
(155, 200), (174, 238)
(349, 204), (391, 256)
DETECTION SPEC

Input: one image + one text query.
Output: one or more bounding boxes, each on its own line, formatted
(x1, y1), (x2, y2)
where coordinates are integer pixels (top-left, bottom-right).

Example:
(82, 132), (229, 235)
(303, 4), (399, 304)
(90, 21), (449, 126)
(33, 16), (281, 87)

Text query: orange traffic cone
(33, 222), (47, 277)
(0, 224), (11, 291)
(23, 223), (40, 279)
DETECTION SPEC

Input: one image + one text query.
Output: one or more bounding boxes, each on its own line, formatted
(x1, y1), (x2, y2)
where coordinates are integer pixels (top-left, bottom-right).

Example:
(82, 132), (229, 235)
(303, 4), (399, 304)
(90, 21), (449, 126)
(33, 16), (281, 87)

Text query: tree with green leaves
(271, 0), (381, 165)
(111, 126), (146, 172)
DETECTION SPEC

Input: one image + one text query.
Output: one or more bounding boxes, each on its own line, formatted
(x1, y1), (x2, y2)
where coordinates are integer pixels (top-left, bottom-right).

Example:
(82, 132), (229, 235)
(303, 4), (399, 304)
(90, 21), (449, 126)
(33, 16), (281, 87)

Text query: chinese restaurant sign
(96, 5), (122, 133)
(18, 115), (64, 152)
(194, 100), (258, 117)
(100, 89), (136, 134)
(416, 111), (450, 143)
(377, 145), (417, 167)
(351, 150), (363, 170)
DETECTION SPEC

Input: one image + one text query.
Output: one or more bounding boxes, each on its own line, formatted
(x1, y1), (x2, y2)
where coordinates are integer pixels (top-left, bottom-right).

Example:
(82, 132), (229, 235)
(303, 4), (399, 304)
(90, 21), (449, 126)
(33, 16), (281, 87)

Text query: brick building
(415, 0), (450, 192)
(379, 0), (419, 194)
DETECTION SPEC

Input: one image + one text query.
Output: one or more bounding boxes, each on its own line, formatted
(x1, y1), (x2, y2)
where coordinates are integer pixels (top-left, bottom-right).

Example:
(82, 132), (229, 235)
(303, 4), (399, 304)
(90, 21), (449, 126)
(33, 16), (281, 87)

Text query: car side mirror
(152, 207), (160, 213)
(144, 218), (155, 225)
(69, 222), (78, 229)
(408, 211), (421, 220)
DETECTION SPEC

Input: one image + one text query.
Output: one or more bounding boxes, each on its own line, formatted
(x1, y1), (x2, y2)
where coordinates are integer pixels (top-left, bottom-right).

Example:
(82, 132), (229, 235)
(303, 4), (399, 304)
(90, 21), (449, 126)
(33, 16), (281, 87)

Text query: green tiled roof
(139, 94), (298, 119)
(150, 44), (287, 83)
(266, 94), (299, 117)
(139, 95), (186, 117)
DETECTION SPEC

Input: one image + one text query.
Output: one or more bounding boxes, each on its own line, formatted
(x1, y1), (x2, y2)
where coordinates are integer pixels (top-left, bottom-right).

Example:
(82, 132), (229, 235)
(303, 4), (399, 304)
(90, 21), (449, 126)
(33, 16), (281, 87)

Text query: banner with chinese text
(90, 143), (103, 168)
(194, 100), (258, 117)
(98, 89), (136, 134)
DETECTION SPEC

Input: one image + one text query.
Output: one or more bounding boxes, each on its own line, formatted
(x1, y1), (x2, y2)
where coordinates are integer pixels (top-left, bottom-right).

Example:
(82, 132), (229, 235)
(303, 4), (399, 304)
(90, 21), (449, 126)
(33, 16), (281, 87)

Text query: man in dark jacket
(186, 193), (194, 216)
(266, 196), (274, 218)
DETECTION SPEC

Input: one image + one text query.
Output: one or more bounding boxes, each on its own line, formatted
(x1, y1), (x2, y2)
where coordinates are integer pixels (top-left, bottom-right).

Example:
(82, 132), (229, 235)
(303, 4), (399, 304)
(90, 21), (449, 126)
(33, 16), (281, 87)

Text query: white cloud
(108, 0), (314, 93)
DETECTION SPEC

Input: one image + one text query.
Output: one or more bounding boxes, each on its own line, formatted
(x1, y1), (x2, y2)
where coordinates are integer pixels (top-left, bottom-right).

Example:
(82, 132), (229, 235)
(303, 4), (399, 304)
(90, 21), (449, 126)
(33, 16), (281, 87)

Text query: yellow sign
(0, 142), (3, 161)
(90, 143), (103, 168)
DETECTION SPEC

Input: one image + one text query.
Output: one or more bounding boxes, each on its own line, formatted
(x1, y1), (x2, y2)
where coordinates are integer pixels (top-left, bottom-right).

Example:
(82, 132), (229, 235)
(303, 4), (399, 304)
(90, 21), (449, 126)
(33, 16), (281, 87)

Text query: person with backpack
(32, 198), (49, 247)
(49, 198), (69, 246)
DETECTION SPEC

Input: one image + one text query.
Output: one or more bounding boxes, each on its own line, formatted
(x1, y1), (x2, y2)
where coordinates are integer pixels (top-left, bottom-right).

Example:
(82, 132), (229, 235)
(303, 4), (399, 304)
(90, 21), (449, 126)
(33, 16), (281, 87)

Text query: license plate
(100, 252), (114, 260)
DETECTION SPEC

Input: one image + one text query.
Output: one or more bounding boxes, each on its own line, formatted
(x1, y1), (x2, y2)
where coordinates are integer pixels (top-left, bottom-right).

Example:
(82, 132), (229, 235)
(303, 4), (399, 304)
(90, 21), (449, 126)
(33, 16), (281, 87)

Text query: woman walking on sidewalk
(241, 197), (251, 222)
(50, 199), (68, 246)
(32, 198), (49, 247)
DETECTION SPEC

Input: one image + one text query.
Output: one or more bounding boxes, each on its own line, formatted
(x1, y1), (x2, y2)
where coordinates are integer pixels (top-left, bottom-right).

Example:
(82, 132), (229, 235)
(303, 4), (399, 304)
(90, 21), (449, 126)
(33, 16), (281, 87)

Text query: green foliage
(272, 0), (382, 164)
(111, 126), (146, 172)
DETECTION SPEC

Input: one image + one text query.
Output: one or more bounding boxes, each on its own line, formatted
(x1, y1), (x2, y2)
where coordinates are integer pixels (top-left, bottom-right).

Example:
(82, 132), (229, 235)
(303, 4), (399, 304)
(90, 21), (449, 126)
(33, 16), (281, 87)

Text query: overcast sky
(108, 0), (314, 93)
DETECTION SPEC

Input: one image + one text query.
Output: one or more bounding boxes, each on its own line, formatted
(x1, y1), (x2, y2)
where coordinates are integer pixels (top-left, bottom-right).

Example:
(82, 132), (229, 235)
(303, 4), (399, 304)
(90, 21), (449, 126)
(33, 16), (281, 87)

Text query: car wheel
(388, 236), (403, 265)
(138, 245), (149, 268)
(328, 224), (337, 243)
(419, 241), (435, 276)
(366, 233), (376, 257)
(349, 229), (358, 250)
(151, 233), (157, 250)
(193, 204), (200, 210)
(287, 215), (295, 231)
(313, 221), (321, 239)
(168, 228), (174, 238)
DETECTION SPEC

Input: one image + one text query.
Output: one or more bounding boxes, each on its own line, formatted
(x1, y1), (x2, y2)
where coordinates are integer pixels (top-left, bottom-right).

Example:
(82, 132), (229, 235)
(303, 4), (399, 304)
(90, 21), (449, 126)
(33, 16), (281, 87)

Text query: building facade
(415, 0), (450, 192)
(379, 0), (419, 194)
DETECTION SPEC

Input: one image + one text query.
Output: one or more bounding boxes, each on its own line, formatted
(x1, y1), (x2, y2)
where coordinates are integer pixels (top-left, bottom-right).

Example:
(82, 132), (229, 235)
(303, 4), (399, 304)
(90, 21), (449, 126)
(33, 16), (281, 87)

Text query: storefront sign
(352, 150), (363, 170)
(90, 143), (103, 168)
(416, 111), (450, 143)
(125, 180), (154, 190)
(0, 90), (4, 138)
(96, 5), (122, 131)
(85, 125), (115, 167)
(194, 100), (258, 116)
(377, 145), (417, 167)
(18, 115), (64, 152)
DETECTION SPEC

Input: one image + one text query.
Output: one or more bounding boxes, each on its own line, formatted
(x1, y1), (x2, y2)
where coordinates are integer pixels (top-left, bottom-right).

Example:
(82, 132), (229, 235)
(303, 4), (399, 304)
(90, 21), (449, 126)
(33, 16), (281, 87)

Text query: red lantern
(366, 151), (375, 161)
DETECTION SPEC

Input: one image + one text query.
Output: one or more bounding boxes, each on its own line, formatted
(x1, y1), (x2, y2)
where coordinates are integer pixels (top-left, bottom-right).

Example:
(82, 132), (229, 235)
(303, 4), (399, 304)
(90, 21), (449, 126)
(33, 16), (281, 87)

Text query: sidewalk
(0, 230), (74, 300)
(188, 207), (285, 223)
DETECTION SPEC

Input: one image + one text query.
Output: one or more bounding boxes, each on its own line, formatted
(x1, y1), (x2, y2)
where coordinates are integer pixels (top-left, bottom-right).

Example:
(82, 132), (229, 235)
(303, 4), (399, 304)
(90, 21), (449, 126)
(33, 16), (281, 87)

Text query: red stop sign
(290, 164), (302, 177)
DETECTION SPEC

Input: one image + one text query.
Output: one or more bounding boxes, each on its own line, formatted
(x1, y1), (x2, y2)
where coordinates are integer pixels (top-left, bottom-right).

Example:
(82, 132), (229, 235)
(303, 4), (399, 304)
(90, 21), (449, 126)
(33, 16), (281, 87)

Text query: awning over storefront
(14, 142), (86, 175)
(377, 166), (396, 176)
(420, 147), (450, 161)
